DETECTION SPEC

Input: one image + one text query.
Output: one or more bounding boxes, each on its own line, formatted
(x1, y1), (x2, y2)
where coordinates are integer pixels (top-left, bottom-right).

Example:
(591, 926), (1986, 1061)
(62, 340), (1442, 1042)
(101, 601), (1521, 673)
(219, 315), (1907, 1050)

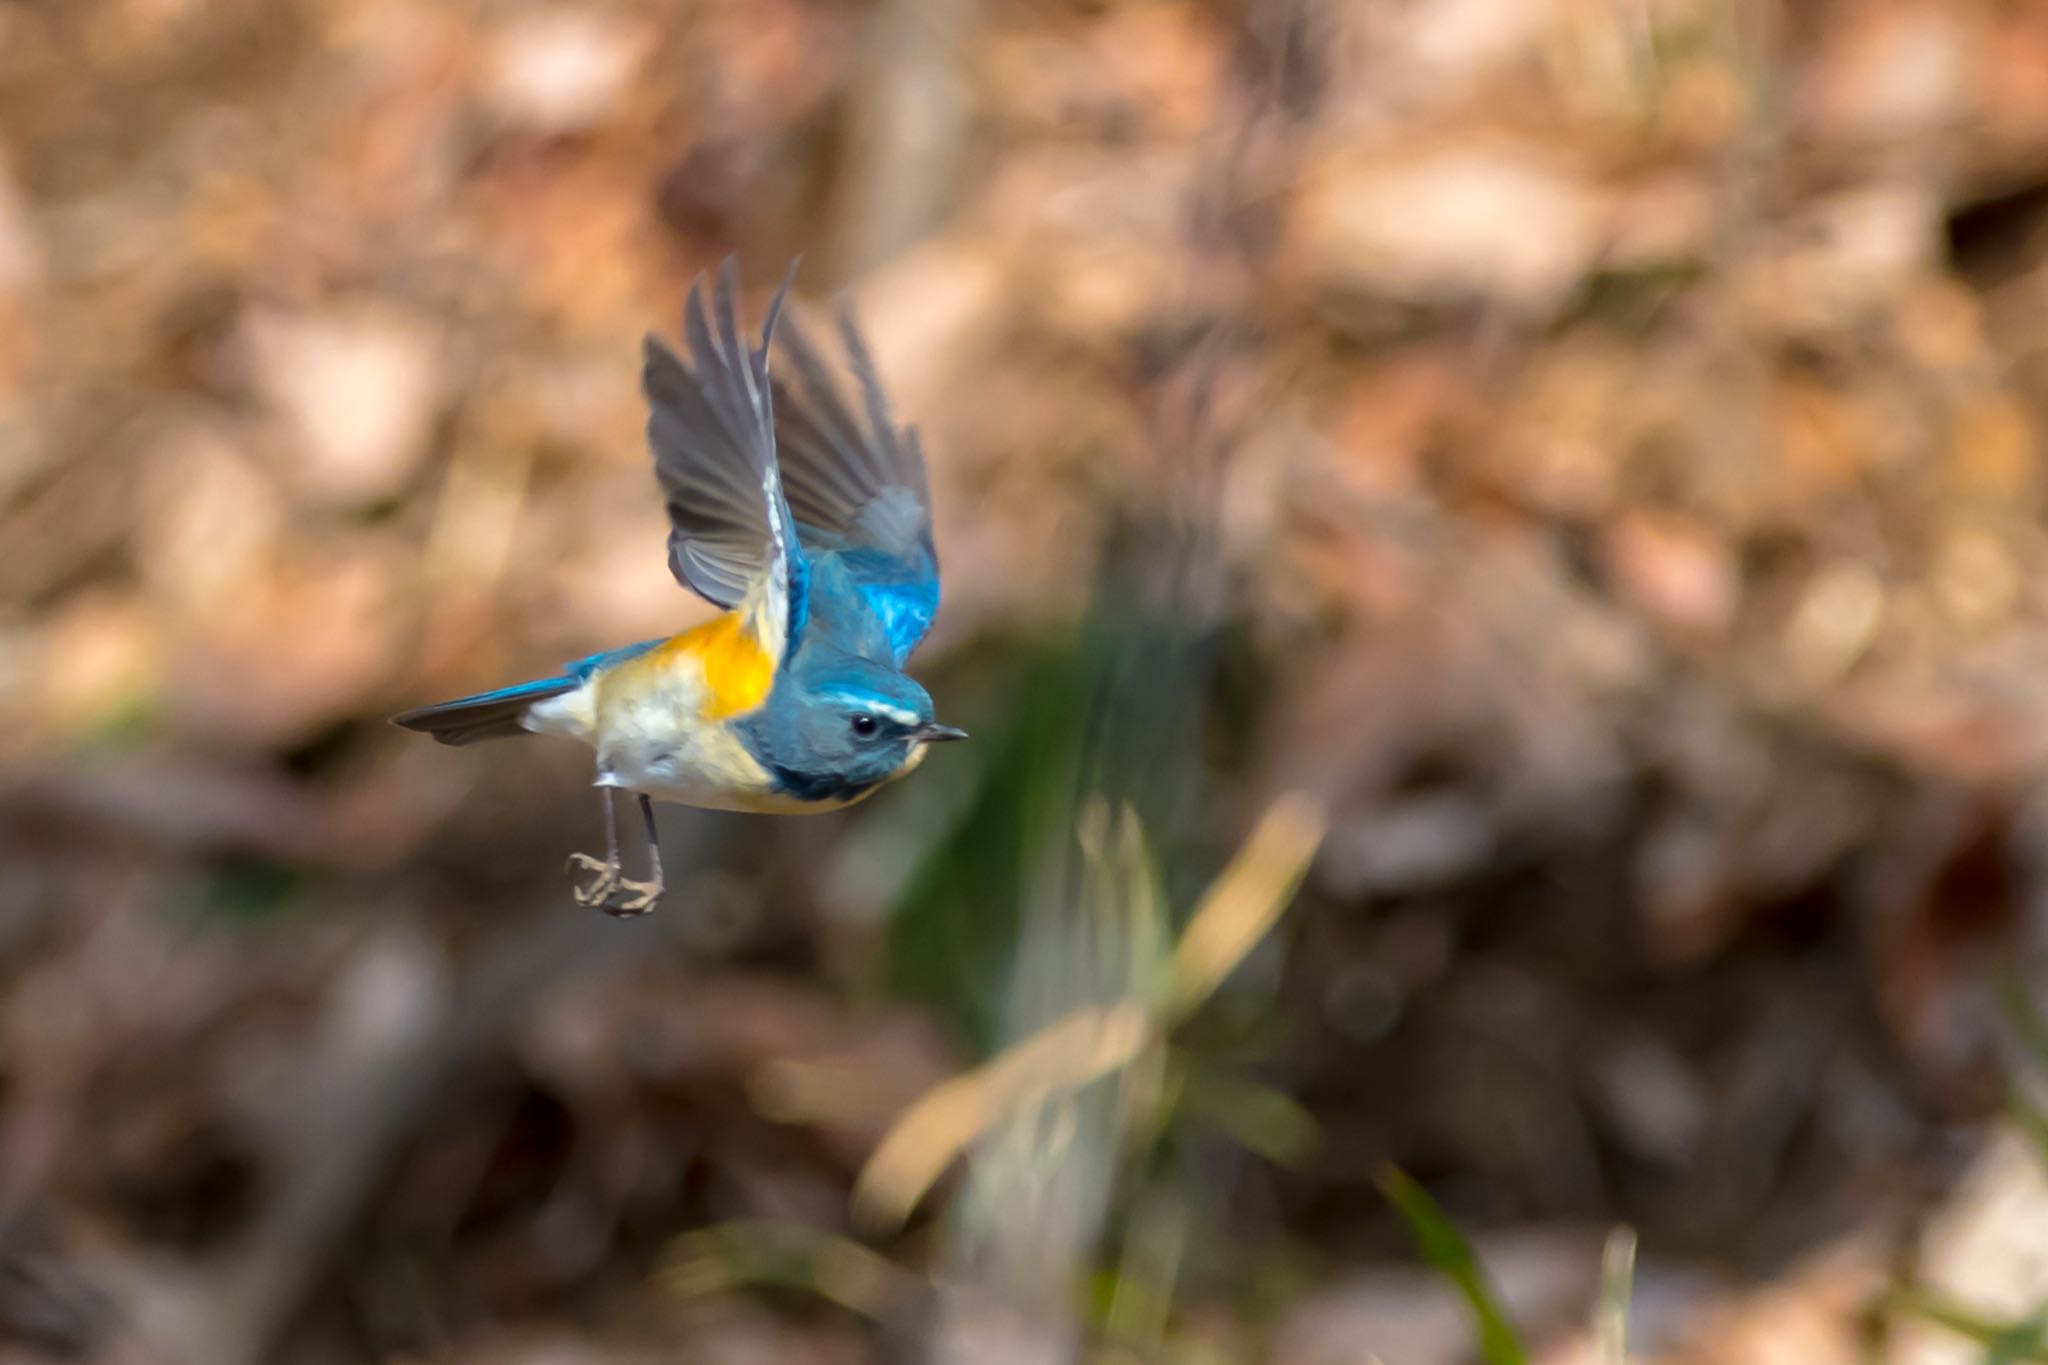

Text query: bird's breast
(606, 609), (775, 720)
(585, 618), (785, 808)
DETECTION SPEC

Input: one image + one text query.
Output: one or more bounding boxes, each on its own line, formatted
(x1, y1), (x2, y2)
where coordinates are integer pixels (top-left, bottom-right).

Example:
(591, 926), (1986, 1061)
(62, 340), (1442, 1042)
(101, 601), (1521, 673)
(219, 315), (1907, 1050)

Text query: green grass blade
(1377, 1165), (1529, 1365)
(1995, 974), (2048, 1075)
(2008, 1091), (2048, 1177)
(1995, 974), (2048, 1176)
(1597, 1226), (1637, 1365)
(663, 1221), (909, 1319)
(1886, 1288), (2048, 1364)
(1986, 1310), (2048, 1365)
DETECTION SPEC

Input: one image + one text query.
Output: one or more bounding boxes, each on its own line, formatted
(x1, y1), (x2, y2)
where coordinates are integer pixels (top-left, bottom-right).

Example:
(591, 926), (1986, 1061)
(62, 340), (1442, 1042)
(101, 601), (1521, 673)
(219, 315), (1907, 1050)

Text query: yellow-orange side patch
(662, 610), (775, 719)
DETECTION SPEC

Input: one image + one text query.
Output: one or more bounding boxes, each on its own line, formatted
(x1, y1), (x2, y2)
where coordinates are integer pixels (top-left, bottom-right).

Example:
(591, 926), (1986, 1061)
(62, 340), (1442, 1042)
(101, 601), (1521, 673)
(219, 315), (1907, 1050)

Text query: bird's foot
(597, 875), (664, 919)
(567, 852), (661, 917)
(567, 851), (621, 908)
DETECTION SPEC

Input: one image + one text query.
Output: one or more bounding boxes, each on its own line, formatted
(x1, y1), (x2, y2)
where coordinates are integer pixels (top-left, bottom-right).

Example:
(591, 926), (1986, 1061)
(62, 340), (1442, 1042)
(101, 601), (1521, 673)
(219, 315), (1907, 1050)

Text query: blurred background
(6, 0), (2048, 1362)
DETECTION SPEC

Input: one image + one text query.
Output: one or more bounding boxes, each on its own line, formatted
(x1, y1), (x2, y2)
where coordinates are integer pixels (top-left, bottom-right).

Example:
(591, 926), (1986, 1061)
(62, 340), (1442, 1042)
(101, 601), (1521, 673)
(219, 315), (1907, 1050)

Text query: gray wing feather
(643, 259), (799, 611)
(771, 305), (932, 558)
(770, 299), (940, 664)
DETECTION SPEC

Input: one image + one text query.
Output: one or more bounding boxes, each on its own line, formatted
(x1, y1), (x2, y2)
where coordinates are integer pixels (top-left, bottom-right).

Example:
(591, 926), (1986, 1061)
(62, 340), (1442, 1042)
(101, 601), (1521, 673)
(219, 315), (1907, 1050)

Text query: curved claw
(597, 877), (664, 919)
(567, 851), (621, 907)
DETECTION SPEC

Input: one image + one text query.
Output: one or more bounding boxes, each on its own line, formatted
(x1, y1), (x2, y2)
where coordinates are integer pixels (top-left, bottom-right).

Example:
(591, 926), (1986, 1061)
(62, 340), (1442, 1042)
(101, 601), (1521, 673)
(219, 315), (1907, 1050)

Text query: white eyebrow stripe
(822, 695), (920, 726)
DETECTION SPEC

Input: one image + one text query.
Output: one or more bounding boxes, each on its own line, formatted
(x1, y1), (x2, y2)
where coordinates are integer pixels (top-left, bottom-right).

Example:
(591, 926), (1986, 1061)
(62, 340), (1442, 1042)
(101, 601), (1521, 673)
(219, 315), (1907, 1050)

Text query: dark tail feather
(391, 676), (578, 747)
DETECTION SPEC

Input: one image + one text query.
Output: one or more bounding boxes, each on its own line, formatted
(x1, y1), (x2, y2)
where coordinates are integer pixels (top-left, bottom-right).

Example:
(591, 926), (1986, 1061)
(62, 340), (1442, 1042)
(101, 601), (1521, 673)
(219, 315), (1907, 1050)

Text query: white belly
(522, 670), (790, 812)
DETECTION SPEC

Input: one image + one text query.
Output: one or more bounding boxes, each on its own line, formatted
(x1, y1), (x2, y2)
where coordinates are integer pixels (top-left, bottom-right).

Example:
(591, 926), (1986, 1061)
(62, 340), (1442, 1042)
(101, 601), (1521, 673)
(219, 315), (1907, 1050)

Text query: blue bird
(393, 260), (964, 916)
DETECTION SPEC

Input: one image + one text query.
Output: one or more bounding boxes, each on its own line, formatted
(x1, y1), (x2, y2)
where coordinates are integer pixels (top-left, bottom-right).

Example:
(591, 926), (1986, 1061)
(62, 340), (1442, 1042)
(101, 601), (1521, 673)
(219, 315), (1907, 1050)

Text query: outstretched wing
(770, 304), (938, 666)
(643, 259), (806, 659)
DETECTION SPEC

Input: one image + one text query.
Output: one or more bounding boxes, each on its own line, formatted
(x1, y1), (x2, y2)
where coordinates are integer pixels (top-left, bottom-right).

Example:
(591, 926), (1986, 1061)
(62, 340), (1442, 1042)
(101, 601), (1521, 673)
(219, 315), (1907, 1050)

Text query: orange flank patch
(661, 610), (775, 719)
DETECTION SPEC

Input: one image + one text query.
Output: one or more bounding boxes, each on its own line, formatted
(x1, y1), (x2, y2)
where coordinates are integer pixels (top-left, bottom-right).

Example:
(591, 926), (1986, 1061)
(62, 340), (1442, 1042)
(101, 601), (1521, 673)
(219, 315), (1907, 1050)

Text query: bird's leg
(602, 795), (665, 918)
(567, 788), (622, 907)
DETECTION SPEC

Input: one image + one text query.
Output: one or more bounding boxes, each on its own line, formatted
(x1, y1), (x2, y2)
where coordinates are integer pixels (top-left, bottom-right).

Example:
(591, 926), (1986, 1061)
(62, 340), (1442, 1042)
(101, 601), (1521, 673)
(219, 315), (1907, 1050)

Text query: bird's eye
(851, 714), (879, 738)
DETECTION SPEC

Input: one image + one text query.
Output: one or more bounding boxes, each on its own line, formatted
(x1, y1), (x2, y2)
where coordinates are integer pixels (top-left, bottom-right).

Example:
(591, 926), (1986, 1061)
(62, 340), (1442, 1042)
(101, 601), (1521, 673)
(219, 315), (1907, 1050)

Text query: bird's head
(739, 655), (966, 804)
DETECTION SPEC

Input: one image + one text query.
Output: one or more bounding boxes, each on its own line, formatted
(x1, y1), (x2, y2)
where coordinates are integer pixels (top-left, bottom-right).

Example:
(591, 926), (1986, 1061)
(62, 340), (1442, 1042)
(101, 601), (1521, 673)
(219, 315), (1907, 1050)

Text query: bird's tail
(391, 676), (578, 747)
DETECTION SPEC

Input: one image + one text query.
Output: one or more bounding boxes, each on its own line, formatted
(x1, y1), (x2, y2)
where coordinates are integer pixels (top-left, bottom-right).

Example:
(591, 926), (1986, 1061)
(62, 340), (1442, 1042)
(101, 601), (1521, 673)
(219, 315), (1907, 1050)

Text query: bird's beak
(919, 723), (969, 743)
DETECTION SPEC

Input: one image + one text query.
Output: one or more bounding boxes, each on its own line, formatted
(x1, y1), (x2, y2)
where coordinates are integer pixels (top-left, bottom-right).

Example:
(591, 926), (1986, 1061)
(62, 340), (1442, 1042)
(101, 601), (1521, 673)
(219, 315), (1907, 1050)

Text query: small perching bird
(393, 260), (965, 916)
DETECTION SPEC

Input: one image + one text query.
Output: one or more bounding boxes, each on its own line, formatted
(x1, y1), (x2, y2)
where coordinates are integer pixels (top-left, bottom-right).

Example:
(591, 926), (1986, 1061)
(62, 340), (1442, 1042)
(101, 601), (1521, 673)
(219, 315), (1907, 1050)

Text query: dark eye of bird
(851, 714), (879, 738)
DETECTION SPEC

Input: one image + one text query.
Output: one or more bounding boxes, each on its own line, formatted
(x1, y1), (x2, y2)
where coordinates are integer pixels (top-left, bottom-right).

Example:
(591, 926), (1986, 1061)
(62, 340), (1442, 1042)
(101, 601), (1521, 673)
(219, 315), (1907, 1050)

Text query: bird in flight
(394, 260), (965, 916)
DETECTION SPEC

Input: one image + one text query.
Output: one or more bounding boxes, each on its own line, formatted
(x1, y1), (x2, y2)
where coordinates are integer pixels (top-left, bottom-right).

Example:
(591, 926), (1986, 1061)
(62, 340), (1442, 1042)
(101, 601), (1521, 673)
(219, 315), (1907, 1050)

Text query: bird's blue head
(737, 651), (966, 805)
